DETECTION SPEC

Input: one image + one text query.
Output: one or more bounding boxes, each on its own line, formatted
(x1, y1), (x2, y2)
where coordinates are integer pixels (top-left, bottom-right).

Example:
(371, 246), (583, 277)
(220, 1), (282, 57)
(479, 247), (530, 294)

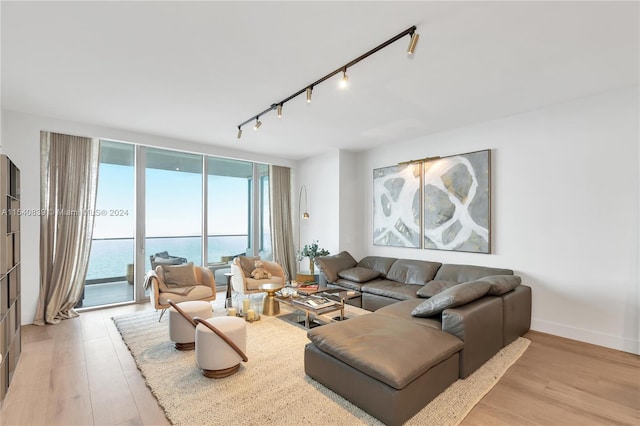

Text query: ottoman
(195, 316), (247, 378)
(305, 313), (463, 426)
(168, 300), (213, 350)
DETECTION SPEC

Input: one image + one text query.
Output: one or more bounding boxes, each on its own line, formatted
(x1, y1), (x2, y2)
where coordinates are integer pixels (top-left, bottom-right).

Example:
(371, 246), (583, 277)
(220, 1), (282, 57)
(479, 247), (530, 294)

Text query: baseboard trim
(531, 318), (639, 355)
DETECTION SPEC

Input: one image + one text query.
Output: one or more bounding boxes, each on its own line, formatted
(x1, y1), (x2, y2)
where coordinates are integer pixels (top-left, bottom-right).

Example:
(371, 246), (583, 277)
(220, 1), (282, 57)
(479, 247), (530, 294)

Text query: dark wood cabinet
(0, 155), (20, 407)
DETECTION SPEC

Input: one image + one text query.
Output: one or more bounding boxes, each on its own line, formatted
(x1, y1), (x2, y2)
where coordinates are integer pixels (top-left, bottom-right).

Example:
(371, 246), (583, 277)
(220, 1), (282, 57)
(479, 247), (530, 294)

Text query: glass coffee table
(275, 288), (362, 328)
(275, 294), (342, 328)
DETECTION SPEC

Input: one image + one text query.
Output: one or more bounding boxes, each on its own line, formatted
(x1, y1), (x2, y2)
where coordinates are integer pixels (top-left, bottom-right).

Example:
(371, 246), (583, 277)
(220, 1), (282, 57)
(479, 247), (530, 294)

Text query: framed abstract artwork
(423, 149), (491, 253)
(373, 163), (422, 248)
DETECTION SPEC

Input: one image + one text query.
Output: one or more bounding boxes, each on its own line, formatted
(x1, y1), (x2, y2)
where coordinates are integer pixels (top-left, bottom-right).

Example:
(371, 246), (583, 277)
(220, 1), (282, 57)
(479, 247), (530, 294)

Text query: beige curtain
(269, 165), (297, 281)
(34, 132), (100, 325)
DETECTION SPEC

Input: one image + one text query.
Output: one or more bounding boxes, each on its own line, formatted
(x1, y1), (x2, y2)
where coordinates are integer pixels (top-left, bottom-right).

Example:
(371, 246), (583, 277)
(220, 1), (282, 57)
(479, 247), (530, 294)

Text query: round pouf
(169, 301), (213, 351)
(195, 316), (247, 378)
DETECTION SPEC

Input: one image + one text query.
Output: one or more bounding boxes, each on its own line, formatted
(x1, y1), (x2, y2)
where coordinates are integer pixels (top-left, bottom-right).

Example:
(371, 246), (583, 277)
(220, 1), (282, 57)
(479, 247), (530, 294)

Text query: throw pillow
(153, 257), (184, 266)
(411, 281), (491, 317)
(315, 251), (357, 282)
(238, 255), (260, 277)
(337, 267), (381, 283)
(161, 262), (198, 287)
(480, 275), (522, 296)
(386, 259), (442, 285)
(416, 280), (459, 298)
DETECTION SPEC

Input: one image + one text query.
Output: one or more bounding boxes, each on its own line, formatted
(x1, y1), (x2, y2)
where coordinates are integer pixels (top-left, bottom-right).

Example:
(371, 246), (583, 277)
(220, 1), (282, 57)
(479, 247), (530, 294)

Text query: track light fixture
(236, 25), (419, 138)
(339, 69), (349, 89)
(407, 31), (419, 55)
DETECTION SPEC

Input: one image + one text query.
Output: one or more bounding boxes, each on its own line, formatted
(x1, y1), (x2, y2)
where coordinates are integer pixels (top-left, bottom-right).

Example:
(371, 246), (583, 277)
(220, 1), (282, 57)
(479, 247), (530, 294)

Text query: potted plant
(297, 240), (329, 276)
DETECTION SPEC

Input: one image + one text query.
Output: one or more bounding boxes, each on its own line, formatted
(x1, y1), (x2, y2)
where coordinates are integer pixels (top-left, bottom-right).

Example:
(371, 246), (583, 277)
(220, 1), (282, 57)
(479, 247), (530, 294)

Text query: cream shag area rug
(113, 310), (529, 426)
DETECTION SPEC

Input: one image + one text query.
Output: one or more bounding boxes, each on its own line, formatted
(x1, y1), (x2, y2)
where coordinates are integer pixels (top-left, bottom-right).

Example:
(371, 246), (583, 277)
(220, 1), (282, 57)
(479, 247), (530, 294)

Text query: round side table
(259, 283), (283, 316)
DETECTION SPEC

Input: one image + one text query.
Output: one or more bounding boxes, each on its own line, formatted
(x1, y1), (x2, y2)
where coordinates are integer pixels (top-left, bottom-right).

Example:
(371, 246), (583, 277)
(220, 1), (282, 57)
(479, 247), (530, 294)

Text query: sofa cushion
(416, 280), (459, 298)
(480, 275), (522, 296)
(245, 276), (285, 290)
(375, 299), (442, 329)
(238, 255), (260, 277)
(337, 267), (380, 283)
(332, 278), (370, 292)
(315, 251), (357, 282)
(356, 256), (397, 278)
(434, 264), (513, 283)
(307, 313), (463, 390)
(360, 280), (420, 301)
(386, 259), (442, 285)
(412, 281), (491, 317)
(161, 263), (198, 287)
(158, 284), (214, 305)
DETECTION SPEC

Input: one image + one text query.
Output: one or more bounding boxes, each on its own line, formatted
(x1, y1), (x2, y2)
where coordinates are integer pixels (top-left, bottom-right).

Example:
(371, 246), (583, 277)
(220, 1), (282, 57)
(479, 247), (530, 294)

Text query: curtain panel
(269, 166), (297, 281)
(34, 132), (100, 325)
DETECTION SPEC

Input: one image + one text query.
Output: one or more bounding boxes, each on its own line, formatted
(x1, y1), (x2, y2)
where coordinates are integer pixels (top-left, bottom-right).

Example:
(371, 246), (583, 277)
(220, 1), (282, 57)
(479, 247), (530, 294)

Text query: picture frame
(423, 149), (491, 253)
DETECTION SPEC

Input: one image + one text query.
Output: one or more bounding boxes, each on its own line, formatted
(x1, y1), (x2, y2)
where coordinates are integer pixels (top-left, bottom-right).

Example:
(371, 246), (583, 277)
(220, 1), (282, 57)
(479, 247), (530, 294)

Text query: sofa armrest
(502, 285), (531, 346)
(194, 266), (216, 291)
(442, 296), (503, 378)
(230, 262), (247, 293)
(261, 260), (285, 278)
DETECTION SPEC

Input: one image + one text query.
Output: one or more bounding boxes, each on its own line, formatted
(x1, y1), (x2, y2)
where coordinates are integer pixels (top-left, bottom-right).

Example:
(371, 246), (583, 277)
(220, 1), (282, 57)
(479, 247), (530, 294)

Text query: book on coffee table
(292, 296), (336, 310)
(296, 283), (319, 295)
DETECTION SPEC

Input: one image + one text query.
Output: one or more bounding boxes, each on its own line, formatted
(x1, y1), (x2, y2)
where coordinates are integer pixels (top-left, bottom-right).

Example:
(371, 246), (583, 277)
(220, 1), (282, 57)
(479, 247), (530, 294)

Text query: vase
(309, 258), (315, 276)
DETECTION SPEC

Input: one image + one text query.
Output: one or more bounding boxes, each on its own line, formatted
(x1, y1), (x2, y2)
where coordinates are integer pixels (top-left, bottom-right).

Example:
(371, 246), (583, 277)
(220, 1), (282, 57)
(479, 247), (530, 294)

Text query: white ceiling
(2, 1), (638, 160)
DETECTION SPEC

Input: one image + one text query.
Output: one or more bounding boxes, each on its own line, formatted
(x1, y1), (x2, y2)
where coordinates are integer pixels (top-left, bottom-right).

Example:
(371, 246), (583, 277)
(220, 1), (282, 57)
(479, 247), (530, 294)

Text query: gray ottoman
(305, 313), (463, 426)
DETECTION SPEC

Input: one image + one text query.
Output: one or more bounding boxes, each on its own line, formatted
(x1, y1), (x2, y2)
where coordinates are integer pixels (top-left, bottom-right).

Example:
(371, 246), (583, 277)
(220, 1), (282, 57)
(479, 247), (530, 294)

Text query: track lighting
(339, 69), (349, 89)
(407, 32), (419, 55)
(236, 25), (418, 137)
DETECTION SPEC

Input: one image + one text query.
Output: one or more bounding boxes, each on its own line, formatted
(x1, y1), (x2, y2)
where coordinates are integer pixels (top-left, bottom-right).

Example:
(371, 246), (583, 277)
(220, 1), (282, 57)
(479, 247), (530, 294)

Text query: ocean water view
(86, 235), (248, 280)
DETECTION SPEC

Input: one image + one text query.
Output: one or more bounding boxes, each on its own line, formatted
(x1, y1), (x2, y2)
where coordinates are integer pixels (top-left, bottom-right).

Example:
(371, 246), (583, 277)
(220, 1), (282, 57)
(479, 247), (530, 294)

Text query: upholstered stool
(168, 300), (213, 350)
(194, 316), (248, 378)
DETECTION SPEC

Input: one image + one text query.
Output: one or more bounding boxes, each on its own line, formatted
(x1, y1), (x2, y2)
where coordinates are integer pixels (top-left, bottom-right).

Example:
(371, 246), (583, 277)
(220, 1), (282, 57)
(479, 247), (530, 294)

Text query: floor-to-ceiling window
(258, 164), (271, 258)
(206, 157), (252, 263)
(81, 141), (271, 308)
(145, 148), (203, 271)
(82, 141), (135, 307)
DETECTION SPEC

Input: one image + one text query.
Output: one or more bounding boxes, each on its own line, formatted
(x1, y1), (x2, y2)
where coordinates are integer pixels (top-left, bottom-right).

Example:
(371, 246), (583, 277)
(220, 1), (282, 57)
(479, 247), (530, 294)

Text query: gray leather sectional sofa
(306, 251), (532, 426)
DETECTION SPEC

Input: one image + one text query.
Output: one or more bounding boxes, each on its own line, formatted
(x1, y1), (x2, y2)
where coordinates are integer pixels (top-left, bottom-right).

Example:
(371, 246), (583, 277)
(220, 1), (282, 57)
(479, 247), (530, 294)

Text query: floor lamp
(298, 185), (309, 253)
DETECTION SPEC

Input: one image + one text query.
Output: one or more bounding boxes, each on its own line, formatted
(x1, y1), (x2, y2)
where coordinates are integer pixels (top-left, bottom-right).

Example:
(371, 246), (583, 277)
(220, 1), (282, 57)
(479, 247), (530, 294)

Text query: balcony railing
(79, 234), (248, 308)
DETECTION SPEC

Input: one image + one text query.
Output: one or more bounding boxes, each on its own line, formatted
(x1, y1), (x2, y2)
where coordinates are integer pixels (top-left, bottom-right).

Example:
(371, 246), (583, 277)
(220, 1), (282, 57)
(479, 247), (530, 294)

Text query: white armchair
(230, 256), (285, 295)
(145, 263), (216, 319)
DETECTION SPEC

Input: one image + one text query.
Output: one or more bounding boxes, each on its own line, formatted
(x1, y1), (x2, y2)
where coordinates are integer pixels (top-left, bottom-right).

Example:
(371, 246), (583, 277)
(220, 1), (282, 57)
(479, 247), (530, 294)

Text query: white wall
(1, 110), (295, 325)
(338, 150), (363, 259)
(353, 86), (639, 354)
(295, 151), (340, 272)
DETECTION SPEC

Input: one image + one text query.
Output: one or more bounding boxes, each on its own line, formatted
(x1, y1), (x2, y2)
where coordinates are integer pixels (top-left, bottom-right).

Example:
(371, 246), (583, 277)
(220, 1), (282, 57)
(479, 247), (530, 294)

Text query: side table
(259, 283), (283, 316)
(224, 272), (234, 300)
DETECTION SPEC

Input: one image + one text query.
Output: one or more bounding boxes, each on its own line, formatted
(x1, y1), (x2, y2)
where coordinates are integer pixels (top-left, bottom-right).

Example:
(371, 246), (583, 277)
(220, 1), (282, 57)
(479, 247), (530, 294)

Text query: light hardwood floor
(1, 296), (639, 426)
